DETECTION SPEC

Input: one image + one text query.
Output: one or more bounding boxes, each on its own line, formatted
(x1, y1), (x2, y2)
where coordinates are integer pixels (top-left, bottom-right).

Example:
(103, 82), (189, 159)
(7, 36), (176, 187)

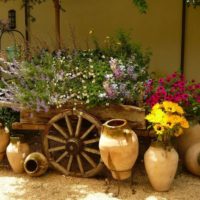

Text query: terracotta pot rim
(104, 119), (127, 129)
(24, 159), (39, 174)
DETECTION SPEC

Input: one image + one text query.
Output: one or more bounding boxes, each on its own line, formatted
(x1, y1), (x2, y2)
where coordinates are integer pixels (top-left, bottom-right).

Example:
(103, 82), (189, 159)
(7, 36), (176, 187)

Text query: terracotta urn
(144, 143), (179, 192)
(0, 123), (10, 161)
(24, 152), (49, 177)
(99, 119), (139, 180)
(185, 142), (200, 176)
(177, 123), (200, 159)
(6, 135), (30, 173)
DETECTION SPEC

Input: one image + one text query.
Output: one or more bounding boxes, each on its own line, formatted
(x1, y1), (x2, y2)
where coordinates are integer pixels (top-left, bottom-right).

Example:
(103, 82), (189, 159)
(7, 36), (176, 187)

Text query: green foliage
(0, 108), (19, 129)
(132, 0), (148, 13)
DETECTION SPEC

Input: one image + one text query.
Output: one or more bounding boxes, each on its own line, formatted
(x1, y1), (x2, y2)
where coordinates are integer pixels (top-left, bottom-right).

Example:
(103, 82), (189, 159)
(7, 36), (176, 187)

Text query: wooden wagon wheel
(43, 109), (104, 177)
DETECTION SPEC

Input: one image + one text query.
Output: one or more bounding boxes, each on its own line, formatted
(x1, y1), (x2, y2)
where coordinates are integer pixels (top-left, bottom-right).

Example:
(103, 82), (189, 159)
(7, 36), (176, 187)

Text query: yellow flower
(153, 124), (165, 135)
(162, 101), (184, 114)
(152, 103), (161, 111)
(174, 128), (183, 137)
(163, 115), (176, 128)
(180, 118), (189, 128)
(146, 109), (166, 124)
(162, 101), (177, 113)
(175, 105), (184, 115)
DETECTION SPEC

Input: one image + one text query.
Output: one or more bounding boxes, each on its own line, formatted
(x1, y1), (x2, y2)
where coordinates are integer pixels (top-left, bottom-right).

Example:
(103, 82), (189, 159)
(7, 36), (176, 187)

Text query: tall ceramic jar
(6, 135), (30, 173)
(24, 152), (49, 177)
(0, 123), (10, 161)
(99, 119), (139, 180)
(144, 143), (179, 192)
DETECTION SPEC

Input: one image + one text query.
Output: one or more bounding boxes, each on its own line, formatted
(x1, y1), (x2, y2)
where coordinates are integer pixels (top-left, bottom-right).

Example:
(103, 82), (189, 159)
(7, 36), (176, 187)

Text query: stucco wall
(184, 6), (200, 81)
(0, 0), (199, 81)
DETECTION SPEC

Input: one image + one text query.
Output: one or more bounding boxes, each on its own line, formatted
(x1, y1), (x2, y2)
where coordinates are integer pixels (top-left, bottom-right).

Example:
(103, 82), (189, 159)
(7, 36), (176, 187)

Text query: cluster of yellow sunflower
(146, 101), (189, 137)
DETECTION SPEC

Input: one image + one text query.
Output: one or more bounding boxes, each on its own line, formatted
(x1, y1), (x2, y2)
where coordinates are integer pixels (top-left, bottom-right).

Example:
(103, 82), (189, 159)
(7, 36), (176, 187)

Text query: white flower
(111, 84), (118, 89)
(106, 102), (109, 106)
(98, 93), (106, 98)
(90, 65), (93, 69)
(105, 74), (113, 79)
(119, 65), (126, 71)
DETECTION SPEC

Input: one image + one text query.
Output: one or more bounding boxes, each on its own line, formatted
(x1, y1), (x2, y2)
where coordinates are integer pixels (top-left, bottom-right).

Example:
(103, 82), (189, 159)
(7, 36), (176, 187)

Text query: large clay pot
(0, 123), (10, 161)
(144, 144), (179, 192)
(99, 119), (139, 180)
(177, 123), (200, 159)
(185, 142), (200, 176)
(24, 152), (49, 177)
(6, 136), (30, 173)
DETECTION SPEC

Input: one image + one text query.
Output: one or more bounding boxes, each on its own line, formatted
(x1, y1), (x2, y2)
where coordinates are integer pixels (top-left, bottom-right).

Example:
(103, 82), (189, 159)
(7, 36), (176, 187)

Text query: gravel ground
(0, 163), (200, 200)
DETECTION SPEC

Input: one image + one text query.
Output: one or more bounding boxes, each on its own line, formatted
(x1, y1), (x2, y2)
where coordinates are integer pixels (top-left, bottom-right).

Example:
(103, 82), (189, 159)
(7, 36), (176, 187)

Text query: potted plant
(144, 101), (189, 191)
(144, 72), (200, 175)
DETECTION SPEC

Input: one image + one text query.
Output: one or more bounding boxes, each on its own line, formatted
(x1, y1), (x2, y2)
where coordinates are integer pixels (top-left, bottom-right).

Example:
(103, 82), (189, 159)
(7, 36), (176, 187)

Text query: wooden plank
(19, 104), (145, 128)
(12, 122), (46, 131)
(0, 101), (23, 110)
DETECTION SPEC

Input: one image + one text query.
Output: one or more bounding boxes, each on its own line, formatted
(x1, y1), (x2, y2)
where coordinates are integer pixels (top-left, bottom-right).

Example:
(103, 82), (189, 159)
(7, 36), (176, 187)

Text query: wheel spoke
(67, 155), (73, 171)
(80, 124), (96, 139)
(47, 135), (66, 144)
(56, 151), (68, 163)
(84, 147), (100, 155)
(81, 152), (97, 168)
(53, 123), (68, 139)
(75, 114), (82, 137)
(76, 155), (84, 174)
(65, 114), (73, 136)
(83, 138), (99, 145)
(48, 145), (66, 153)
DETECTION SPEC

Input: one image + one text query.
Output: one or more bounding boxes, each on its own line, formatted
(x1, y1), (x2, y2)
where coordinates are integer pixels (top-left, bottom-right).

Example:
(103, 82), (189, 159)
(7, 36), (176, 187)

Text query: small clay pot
(24, 152), (48, 177)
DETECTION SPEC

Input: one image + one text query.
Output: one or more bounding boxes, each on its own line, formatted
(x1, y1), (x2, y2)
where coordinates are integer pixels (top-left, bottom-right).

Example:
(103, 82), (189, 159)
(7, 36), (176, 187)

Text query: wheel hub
(66, 138), (83, 155)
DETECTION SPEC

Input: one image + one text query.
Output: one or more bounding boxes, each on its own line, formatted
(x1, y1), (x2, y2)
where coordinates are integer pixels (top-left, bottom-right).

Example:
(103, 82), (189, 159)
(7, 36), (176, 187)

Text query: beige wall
(0, 0), (199, 81)
(184, 6), (200, 81)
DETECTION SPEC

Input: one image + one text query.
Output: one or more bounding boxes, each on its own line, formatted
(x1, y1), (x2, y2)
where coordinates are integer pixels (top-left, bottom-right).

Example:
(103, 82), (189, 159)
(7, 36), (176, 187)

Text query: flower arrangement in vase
(144, 72), (200, 175)
(144, 101), (189, 192)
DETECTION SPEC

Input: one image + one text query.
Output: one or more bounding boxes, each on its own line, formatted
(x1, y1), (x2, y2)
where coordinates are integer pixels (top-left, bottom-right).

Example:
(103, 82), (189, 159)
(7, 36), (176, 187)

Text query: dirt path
(0, 164), (200, 200)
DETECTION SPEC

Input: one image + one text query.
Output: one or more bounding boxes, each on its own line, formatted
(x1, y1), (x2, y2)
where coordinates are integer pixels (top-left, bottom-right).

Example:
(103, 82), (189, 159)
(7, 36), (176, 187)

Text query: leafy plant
(0, 108), (19, 129)
(132, 0), (148, 13)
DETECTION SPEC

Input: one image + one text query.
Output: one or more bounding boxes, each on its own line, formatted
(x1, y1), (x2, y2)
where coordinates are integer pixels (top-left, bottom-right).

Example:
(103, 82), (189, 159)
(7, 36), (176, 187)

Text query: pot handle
(123, 129), (133, 135)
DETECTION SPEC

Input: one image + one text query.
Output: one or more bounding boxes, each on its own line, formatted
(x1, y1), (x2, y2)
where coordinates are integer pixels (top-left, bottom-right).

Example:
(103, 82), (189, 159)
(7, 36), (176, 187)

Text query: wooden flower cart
(0, 101), (147, 177)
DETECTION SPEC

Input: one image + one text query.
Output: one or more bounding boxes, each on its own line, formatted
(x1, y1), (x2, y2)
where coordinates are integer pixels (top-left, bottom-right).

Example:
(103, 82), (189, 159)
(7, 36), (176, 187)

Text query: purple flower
(103, 81), (117, 99)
